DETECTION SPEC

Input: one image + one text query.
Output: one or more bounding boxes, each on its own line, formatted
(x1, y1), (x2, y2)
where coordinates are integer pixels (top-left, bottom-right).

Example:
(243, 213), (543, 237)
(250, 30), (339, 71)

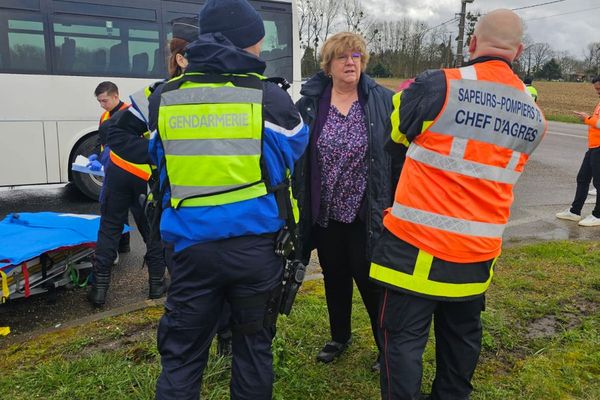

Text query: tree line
(297, 0), (600, 81)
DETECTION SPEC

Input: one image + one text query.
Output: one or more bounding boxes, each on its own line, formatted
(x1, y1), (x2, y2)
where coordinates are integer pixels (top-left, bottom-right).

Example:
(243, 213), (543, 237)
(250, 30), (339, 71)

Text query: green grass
(0, 241), (599, 399)
(545, 113), (582, 124)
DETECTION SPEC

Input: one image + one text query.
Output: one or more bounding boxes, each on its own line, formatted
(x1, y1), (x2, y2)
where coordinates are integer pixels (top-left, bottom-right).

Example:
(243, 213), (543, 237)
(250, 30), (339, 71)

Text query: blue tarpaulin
(0, 212), (129, 272)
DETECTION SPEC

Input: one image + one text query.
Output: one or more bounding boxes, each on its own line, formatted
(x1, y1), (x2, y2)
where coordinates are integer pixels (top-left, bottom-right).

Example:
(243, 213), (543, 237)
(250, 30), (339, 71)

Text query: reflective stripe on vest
(370, 251), (497, 299)
(129, 87), (152, 124)
(109, 151), (152, 181)
(158, 78), (266, 209)
(378, 61), (546, 299)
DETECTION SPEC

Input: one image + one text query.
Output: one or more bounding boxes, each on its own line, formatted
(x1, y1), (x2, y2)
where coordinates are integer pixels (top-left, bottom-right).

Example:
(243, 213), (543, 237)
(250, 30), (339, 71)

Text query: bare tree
(530, 42), (553, 75)
(583, 42), (600, 76)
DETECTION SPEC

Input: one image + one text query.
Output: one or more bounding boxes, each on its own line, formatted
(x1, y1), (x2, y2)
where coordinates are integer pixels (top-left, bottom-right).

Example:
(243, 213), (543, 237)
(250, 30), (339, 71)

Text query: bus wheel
(71, 134), (103, 201)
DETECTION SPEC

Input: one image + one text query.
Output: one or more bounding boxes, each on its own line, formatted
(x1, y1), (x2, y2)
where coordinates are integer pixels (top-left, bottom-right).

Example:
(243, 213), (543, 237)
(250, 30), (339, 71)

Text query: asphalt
(0, 121), (597, 345)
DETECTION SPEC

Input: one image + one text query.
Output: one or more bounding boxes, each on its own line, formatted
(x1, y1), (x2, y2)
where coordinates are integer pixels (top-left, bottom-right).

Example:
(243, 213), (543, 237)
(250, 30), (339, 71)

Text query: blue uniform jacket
(147, 33), (309, 252)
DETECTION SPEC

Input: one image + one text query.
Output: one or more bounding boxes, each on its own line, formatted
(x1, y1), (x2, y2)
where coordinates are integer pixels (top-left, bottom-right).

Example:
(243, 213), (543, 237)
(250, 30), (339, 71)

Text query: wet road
(0, 121), (597, 344)
(508, 121), (599, 242)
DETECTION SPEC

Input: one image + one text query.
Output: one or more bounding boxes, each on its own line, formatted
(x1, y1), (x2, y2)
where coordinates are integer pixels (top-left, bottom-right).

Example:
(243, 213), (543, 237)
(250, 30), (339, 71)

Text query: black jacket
(293, 71), (400, 264)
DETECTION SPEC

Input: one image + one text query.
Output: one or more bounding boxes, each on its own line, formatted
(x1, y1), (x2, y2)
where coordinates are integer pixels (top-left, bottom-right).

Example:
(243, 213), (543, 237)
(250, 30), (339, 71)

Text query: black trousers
(570, 147), (600, 217)
(315, 219), (381, 351)
(95, 164), (165, 279)
(379, 289), (484, 400)
(155, 235), (283, 400)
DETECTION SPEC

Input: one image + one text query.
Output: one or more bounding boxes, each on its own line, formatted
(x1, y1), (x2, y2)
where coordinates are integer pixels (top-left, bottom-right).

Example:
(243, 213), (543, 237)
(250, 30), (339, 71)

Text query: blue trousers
(379, 289), (484, 400)
(155, 234), (283, 400)
(95, 164), (165, 279)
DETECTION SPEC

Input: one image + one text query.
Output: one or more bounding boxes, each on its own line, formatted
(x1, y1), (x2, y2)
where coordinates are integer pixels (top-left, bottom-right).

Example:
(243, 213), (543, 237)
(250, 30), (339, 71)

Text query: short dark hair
(94, 81), (119, 97)
(524, 76), (533, 85)
(592, 76), (600, 84)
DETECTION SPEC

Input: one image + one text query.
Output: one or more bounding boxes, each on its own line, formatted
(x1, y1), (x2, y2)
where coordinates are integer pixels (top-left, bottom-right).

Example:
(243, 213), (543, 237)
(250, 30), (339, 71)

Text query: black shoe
(88, 269), (111, 307)
(316, 338), (351, 363)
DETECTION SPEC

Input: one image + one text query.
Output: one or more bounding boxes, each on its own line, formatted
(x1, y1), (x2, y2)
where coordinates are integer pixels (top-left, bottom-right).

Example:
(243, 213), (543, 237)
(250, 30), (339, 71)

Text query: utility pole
(456, 0), (474, 67)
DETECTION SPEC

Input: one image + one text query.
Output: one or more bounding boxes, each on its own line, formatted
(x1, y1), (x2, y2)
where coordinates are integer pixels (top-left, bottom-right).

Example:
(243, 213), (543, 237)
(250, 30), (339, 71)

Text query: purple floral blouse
(316, 101), (368, 227)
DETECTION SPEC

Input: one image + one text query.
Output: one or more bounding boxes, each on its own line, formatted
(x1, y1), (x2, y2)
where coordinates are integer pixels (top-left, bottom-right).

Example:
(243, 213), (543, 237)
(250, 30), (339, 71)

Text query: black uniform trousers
(95, 163), (165, 279)
(570, 147), (600, 217)
(155, 234), (283, 400)
(314, 219), (382, 351)
(379, 289), (485, 400)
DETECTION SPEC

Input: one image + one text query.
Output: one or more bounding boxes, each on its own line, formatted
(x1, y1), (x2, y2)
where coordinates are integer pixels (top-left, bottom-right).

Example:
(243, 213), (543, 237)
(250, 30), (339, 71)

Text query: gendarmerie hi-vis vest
(100, 101), (152, 181)
(157, 72), (269, 210)
(586, 100), (600, 149)
(370, 61), (547, 300)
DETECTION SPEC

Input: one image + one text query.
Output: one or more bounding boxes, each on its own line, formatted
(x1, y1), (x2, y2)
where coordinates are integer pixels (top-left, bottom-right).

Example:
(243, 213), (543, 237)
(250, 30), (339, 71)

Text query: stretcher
(0, 212), (128, 304)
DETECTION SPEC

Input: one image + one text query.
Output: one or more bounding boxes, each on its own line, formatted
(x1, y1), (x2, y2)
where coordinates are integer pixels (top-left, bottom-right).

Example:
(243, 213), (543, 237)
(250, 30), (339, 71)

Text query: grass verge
(0, 241), (599, 399)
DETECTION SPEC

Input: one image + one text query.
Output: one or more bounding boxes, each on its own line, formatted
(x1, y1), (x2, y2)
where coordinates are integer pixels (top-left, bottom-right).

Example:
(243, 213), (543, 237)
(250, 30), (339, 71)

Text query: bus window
(0, 12), (46, 73)
(259, 11), (292, 82)
(52, 16), (161, 78)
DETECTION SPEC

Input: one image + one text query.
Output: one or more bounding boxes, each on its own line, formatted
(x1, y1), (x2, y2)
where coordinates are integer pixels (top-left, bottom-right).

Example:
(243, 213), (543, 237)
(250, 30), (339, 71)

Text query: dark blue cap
(172, 16), (199, 42)
(198, 0), (265, 49)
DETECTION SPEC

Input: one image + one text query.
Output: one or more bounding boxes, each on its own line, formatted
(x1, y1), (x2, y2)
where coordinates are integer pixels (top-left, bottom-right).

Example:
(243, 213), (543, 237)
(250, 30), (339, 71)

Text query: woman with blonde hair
(294, 32), (398, 370)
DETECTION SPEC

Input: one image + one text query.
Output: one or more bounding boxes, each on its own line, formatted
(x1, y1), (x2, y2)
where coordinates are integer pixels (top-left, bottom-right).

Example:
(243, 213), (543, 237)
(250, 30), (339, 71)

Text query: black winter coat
(293, 71), (402, 264)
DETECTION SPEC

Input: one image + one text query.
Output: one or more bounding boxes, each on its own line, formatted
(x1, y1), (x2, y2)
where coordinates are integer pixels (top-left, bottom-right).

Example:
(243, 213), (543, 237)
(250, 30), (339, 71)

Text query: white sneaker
(578, 215), (600, 226)
(113, 252), (120, 266)
(555, 209), (582, 221)
(589, 188), (597, 196)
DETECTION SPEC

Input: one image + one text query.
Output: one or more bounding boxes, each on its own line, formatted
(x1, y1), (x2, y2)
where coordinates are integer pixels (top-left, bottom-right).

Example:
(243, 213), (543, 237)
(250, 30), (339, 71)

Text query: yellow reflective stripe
(166, 154), (262, 186)
(370, 258), (496, 298)
(421, 120), (433, 133)
(0, 326), (10, 336)
(0, 270), (9, 303)
(390, 92), (409, 147)
(413, 249), (434, 279)
(171, 183), (268, 207)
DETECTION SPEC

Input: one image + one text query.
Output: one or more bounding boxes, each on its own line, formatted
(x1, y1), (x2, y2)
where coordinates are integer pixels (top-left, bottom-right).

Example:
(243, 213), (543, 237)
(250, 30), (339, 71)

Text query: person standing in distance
(369, 9), (547, 399)
(524, 76), (538, 102)
(556, 76), (600, 226)
(148, 1), (309, 399)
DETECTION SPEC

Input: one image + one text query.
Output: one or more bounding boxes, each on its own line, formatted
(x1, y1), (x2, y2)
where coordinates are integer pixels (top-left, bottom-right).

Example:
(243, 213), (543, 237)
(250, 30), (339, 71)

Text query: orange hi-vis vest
(99, 102), (130, 126)
(384, 61), (547, 264)
(586, 100), (600, 149)
(99, 102), (152, 181)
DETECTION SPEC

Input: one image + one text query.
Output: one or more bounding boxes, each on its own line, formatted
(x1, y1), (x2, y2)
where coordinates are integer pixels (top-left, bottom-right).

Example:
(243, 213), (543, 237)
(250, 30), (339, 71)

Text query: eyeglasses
(335, 52), (362, 62)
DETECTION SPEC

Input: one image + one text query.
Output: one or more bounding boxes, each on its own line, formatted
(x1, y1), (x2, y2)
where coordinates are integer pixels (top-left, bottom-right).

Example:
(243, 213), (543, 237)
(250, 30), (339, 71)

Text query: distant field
(376, 78), (598, 124)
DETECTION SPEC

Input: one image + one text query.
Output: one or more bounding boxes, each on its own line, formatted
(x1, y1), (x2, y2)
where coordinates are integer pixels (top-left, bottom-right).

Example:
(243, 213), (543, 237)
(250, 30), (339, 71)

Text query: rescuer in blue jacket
(144, 2), (308, 399)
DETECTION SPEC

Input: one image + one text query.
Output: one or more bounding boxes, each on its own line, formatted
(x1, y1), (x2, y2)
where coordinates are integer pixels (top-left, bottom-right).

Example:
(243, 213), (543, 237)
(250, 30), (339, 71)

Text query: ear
(514, 43), (524, 61)
(468, 35), (477, 55)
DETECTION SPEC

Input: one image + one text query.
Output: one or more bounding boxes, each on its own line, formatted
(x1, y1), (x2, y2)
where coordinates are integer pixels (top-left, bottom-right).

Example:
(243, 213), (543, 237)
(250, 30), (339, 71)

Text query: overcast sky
(362, 0), (598, 57)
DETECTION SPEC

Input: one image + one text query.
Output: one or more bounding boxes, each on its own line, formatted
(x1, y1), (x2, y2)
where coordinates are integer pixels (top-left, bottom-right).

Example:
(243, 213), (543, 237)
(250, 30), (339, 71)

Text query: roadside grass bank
(376, 78), (596, 125)
(0, 241), (598, 399)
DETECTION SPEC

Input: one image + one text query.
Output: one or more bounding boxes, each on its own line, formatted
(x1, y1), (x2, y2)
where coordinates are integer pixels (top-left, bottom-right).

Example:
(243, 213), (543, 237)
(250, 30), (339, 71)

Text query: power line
(511, 0), (567, 11)
(524, 5), (600, 21)
(424, 16), (459, 34)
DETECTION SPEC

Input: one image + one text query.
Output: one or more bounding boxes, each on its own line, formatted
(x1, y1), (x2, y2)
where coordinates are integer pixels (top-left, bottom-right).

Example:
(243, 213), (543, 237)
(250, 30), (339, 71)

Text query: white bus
(0, 0), (299, 199)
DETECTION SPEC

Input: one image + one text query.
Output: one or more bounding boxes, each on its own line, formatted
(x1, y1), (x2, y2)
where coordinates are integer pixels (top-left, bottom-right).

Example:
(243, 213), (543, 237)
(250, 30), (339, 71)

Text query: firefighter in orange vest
(91, 81), (132, 255)
(555, 76), (600, 226)
(88, 82), (166, 307)
(369, 10), (547, 399)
